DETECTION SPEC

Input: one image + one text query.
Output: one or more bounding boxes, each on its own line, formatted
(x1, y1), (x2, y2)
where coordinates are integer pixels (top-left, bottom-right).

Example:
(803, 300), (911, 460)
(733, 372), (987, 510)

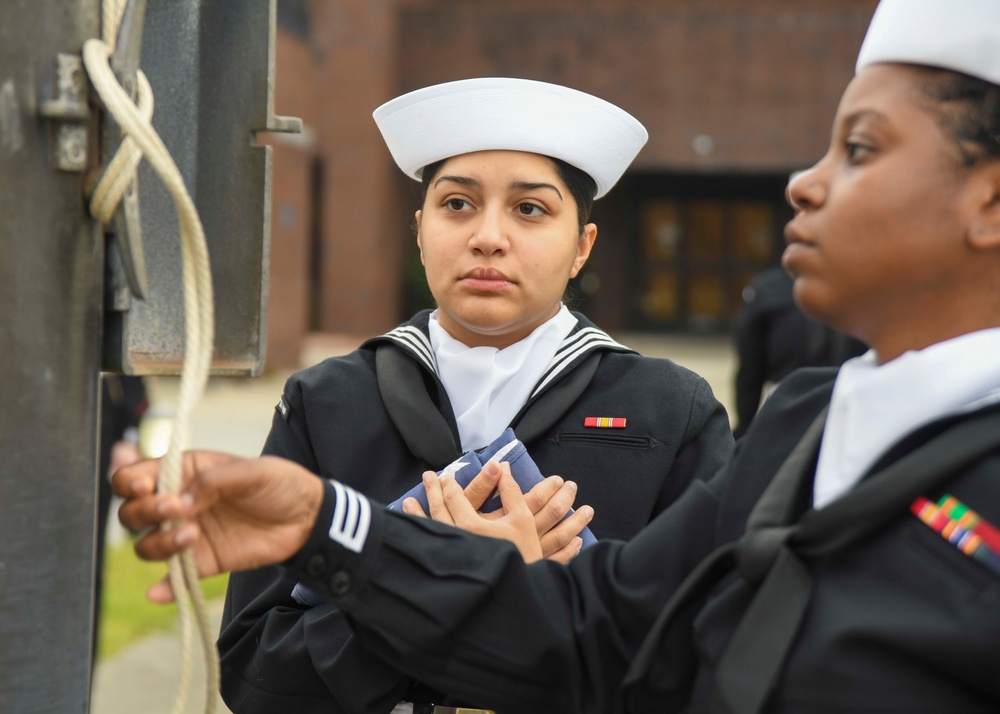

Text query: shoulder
(286, 312), (434, 397)
(729, 366), (837, 476)
(911, 404), (1000, 529)
(596, 349), (714, 395)
(733, 366), (838, 464)
(566, 312), (721, 403)
(757, 366), (838, 416)
(285, 348), (378, 397)
(711, 368), (836, 535)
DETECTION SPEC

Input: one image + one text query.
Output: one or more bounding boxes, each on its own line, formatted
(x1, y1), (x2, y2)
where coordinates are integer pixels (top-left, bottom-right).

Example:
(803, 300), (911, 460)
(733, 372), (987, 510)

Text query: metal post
(0, 2), (295, 710)
(0, 2), (103, 712)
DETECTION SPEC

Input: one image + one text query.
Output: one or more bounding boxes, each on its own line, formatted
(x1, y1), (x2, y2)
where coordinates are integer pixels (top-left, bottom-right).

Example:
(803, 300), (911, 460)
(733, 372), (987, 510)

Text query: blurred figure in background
(733, 264), (865, 437)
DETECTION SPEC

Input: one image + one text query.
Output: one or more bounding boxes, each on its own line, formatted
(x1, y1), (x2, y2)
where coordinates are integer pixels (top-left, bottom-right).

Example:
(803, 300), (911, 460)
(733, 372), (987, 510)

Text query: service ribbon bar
(936, 494), (1000, 553)
(911, 496), (1000, 576)
(584, 417), (627, 429)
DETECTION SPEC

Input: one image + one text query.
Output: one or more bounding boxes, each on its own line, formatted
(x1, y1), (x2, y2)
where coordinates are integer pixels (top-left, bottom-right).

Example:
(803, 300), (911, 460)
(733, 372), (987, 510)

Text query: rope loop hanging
(83, 1), (219, 711)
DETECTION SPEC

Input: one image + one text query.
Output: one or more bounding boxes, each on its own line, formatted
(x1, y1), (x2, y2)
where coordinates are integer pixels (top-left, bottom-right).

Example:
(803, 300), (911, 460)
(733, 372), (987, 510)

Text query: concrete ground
(90, 330), (736, 714)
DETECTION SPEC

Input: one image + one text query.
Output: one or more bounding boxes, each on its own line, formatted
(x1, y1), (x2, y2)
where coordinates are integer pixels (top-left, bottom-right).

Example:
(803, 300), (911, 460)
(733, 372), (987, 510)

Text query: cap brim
(373, 77), (648, 199)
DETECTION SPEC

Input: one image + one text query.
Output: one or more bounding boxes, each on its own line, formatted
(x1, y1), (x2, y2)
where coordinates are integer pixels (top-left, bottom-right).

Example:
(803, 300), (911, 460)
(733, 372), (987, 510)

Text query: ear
(569, 223), (597, 279)
(415, 210), (425, 265)
(967, 164), (1000, 250)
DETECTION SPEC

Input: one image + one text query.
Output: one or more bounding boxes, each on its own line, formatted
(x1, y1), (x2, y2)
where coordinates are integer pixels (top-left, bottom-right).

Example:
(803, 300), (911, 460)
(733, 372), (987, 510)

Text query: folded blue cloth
(292, 429), (596, 606)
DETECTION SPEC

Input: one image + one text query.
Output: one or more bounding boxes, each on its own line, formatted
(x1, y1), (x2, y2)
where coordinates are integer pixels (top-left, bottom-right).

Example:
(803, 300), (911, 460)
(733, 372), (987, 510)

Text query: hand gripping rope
(83, 1), (219, 712)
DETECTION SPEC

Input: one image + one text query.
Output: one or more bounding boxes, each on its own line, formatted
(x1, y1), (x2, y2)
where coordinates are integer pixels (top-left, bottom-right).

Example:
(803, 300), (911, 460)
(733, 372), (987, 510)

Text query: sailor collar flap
(362, 310), (633, 400)
(366, 311), (634, 467)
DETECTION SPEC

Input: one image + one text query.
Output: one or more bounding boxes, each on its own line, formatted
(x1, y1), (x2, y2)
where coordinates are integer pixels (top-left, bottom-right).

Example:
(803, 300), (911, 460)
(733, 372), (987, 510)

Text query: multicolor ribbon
(911, 494), (1000, 576)
(584, 416), (627, 429)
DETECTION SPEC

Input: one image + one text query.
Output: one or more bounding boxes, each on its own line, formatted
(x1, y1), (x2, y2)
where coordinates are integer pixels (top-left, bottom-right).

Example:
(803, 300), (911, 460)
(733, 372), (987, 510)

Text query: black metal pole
(0, 2), (103, 712)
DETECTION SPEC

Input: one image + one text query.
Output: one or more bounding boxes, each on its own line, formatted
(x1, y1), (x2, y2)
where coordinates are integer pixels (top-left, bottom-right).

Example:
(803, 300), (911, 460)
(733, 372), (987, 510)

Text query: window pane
(639, 272), (678, 321)
(733, 202), (775, 262)
(686, 201), (725, 260)
(688, 271), (723, 330)
(640, 201), (681, 261)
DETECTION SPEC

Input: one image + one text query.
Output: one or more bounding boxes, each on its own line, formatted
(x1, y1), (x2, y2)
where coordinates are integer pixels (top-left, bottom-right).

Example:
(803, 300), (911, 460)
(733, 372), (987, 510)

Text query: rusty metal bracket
(38, 53), (90, 172)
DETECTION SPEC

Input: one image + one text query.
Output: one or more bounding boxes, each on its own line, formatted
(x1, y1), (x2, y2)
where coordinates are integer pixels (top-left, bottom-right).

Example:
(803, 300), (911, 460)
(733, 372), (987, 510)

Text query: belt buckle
(432, 707), (496, 714)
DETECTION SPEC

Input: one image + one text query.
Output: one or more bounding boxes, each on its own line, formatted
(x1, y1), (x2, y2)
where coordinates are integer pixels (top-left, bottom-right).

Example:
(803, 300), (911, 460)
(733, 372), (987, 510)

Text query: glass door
(634, 195), (781, 331)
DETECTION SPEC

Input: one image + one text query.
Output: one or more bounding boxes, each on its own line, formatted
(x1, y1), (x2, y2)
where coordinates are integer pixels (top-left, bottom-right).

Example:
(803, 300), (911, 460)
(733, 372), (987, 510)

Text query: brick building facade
(264, 0), (879, 368)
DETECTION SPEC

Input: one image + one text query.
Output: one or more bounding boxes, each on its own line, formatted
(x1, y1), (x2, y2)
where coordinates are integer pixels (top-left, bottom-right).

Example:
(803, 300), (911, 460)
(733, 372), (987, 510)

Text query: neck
(867, 316), (1000, 365)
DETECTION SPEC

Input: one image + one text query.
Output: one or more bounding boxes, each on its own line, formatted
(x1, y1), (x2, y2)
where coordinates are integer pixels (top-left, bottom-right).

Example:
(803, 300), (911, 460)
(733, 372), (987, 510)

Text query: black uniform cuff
(283, 478), (383, 609)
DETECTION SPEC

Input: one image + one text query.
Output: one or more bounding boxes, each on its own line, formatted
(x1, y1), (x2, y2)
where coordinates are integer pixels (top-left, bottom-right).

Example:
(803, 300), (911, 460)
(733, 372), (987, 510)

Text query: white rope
(83, 4), (220, 712)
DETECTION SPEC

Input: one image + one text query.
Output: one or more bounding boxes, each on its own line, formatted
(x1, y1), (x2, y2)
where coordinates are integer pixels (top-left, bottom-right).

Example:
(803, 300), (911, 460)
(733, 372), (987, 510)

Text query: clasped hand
(401, 460), (594, 563)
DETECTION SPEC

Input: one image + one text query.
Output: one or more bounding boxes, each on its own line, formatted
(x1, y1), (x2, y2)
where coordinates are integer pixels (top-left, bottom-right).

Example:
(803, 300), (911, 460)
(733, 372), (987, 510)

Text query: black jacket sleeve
(218, 378), (414, 714)
(287, 468), (728, 714)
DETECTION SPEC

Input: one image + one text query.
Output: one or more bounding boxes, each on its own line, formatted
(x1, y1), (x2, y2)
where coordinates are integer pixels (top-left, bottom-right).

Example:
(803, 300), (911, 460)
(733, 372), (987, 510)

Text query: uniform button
(329, 571), (351, 595)
(306, 554), (326, 578)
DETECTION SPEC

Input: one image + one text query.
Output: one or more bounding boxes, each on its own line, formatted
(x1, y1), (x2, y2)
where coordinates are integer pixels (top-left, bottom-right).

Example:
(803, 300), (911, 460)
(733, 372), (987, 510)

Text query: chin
(791, 275), (820, 312)
(795, 293), (859, 340)
(466, 320), (519, 337)
(792, 282), (835, 324)
(451, 311), (519, 335)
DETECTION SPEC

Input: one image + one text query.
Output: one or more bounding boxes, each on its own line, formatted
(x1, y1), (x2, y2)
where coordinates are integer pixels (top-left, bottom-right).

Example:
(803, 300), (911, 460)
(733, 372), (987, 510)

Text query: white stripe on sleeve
(328, 481), (372, 553)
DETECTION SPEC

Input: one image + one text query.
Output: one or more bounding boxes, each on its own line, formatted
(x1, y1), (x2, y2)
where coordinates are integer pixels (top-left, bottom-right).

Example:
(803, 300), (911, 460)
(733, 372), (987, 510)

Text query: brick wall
(270, 0), (880, 349)
(397, 0), (878, 171)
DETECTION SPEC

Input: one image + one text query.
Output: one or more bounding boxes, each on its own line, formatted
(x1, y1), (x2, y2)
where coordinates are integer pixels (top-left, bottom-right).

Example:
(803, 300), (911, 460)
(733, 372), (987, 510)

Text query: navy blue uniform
(219, 310), (733, 713)
(285, 367), (1000, 713)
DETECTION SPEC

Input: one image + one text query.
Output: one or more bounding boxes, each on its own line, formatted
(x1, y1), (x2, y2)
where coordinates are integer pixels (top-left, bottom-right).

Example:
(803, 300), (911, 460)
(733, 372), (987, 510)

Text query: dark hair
(418, 155), (597, 231)
(920, 68), (1000, 167)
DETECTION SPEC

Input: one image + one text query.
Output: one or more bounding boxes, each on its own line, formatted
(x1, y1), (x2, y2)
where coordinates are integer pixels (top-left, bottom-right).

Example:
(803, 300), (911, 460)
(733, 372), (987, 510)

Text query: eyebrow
(432, 175), (563, 200)
(510, 181), (563, 200)
(434, 175), (478, 189)
(841, 108), (891, 128)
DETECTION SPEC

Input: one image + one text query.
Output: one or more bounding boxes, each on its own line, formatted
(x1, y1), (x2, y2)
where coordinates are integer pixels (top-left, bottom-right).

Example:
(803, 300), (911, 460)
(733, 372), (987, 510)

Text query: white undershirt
(428, 305), (579, 451)
(813, 327), (1000, 509)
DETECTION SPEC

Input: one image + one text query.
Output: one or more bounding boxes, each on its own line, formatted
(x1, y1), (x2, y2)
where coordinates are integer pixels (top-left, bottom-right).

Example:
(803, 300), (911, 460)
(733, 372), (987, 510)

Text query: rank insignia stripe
(584, 416), (627, 429)
(276, 396), (290, 421)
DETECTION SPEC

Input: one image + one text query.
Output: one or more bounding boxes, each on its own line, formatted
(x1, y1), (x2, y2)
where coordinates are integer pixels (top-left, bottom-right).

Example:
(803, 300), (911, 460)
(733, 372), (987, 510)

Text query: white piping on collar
(382, 325), (436, 374)
(531, 327), (630, 398)
(380, 320), (629, 399)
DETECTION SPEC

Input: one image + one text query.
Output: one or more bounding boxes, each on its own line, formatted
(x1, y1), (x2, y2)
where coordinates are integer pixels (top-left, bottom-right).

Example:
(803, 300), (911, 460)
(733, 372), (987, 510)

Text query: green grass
(96, 539), (230, 661)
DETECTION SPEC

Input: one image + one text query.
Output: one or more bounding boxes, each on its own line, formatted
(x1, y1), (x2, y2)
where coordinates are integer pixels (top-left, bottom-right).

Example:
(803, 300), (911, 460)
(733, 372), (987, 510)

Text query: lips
(460, 267), (514, 291)
(463, 267), (511, 282)
(781, 221), (814, 275)
(783, 219), (811, 247)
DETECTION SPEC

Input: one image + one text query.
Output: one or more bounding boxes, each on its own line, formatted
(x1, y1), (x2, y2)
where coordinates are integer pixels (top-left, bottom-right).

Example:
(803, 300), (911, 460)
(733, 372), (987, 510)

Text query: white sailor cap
(372, 77), (648, 199)
(856, 0), (1000, 85)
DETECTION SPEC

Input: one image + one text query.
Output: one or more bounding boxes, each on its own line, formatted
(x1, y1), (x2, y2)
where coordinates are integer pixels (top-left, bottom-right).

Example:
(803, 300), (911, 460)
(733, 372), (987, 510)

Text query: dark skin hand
(114, 452), (593, 601)
(114, 452), (324, 602)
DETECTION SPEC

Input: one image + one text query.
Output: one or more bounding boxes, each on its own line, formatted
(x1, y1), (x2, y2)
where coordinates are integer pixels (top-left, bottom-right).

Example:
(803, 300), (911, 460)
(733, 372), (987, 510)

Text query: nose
(468, 205), (509, 255)
(786, 162), (826, 212)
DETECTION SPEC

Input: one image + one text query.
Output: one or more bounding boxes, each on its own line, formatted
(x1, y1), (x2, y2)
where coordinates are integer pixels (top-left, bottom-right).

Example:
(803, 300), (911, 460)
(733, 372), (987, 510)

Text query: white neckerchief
(813, 327), (1000, 509)
(429, 305), (579, 451)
